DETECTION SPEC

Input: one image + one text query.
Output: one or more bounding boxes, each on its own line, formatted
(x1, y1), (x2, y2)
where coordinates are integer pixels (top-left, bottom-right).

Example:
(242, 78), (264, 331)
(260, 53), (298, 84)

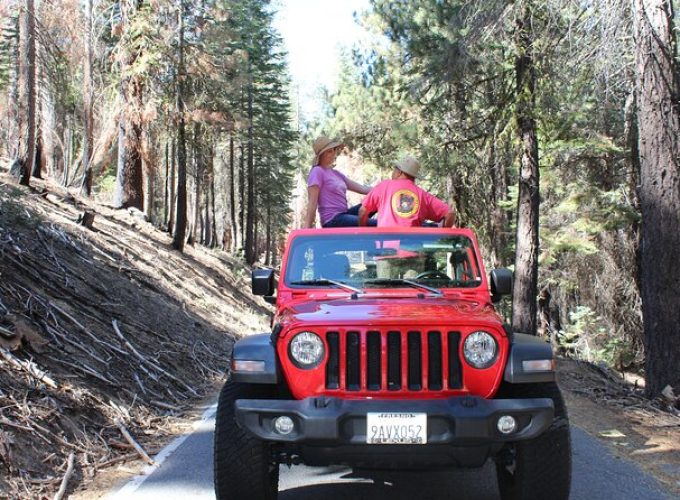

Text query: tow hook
(275, 452), (301, 466)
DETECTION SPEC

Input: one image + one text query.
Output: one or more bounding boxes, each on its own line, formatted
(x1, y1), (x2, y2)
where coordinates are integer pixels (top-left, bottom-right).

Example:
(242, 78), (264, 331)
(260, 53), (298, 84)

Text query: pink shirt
(307, 166), (349, 225)
(362, 179), (450, 227)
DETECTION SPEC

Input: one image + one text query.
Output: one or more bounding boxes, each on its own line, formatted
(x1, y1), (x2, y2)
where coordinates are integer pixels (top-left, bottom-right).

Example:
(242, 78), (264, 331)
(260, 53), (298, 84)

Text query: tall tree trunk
(191, 123), (201, 245)
(18, 0), (36, 187)
(271, 234), (278, 268)
(32, 125), (43, 178)
(205, 144), (216, 247)
(625, 91), (643, 298)
(210, 164), (217, 248)
(143, 129), (155, 220)
(487, 127), (509, 268)
(634, 0), (680, 397)
(245, 75), (255, 264)
(163, 140), (169, 226)
(63, 119), (72, 186)
(8, 12), (20, 160)
(265, 203), (271, 266)
(238, 140), (245, 251)
(113, 0), (144, 209)
(80, 0), (94, 196)
(229, 133), (238, 252)
(172, 0), (187, 252)
(204, 178), (211, 246)
(168, 138), (176, 235)
(114, 100), (143, 208)
(511, 3), (540, 336)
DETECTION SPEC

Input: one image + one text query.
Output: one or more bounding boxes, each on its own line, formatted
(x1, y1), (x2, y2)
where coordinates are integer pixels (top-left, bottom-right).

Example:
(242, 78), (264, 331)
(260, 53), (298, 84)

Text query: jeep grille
(324, 330), (463, 392)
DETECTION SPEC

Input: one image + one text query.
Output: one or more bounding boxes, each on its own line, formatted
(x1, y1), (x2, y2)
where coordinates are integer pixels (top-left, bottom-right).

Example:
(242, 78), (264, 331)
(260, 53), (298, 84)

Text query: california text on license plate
(366, 412), (427, 444)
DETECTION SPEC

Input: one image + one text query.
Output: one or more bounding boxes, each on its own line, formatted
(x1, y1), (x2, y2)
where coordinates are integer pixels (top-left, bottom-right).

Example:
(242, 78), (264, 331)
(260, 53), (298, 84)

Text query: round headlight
(289, 331), (325, 369)
(463, 331), (498, 369)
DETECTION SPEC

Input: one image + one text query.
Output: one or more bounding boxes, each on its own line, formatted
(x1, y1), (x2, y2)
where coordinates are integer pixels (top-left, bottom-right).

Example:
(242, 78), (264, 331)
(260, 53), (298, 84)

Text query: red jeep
(214, 227), (571, 499)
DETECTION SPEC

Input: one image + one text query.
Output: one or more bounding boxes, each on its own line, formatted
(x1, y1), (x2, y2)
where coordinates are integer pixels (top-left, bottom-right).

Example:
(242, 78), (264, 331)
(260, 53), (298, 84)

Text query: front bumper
(235, 395), (553, 445)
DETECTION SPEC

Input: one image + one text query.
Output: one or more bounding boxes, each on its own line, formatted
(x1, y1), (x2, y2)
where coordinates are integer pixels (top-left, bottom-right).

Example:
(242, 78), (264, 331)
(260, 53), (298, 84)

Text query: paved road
(108, 403), (672, 500)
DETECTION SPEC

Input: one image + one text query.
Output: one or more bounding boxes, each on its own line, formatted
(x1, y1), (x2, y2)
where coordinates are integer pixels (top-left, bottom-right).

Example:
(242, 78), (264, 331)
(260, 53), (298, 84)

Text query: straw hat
(395, 155), (421, 179)
(312, 136), (343, 165)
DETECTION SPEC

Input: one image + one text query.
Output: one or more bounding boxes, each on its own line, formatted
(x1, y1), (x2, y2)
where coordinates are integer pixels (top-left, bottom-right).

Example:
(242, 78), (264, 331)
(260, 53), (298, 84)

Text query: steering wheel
(415, 270), (450, 280)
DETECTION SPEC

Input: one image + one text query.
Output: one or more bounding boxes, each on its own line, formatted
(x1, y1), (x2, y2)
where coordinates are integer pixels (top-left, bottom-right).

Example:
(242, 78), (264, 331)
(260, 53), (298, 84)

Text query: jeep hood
(277, 296), (504, 332)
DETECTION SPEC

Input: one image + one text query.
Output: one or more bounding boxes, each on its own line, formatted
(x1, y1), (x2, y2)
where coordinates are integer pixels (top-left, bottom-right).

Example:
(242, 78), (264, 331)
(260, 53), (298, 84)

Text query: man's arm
(358, 205), (370, 226)
(424, 192), (455, 227)
(346, 178), (371, 195)
(442, 210), (456, 228)
(304, 185), (320, 228)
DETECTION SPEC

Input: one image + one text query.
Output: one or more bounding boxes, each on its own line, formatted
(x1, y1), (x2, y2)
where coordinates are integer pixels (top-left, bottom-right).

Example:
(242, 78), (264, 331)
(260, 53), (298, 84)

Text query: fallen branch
(150, 400), (182, 411)
(0, 418), (33, 431)
(50, 302), (126, 356)
(53, 453), (75, 500)
(45, 355), (115, 386)
(96, 451), (138, 468)
(0, 348), (58, 389)
(0, 325), (16, 339)
(114, 418), (154, 466)
(112, 320), (198, 396)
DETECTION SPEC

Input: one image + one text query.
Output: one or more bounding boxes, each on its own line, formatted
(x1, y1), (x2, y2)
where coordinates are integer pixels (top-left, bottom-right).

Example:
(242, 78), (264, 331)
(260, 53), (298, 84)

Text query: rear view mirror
(490, 268), (513, 303)
(252, 268), (275, 296)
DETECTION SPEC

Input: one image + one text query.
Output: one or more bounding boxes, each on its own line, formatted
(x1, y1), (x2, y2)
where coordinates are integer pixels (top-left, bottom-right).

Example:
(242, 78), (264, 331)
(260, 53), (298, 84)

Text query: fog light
(497, 415), (517, 435)
(274, 416), (294, 435)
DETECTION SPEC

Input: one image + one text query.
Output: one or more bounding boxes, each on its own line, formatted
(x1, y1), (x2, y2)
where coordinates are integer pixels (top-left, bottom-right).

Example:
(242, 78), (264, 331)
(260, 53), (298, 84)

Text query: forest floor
(0, 170), (678, 498)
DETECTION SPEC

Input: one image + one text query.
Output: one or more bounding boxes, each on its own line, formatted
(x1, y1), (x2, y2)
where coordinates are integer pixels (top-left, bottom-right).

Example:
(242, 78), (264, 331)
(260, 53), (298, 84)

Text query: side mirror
(490, 268), (513, 303)
(252, 268), (275, 296)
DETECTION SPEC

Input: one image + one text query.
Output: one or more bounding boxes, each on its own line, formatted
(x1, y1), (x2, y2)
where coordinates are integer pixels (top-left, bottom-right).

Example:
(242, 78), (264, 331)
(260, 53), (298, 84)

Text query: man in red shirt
(358, 156), (455, 227)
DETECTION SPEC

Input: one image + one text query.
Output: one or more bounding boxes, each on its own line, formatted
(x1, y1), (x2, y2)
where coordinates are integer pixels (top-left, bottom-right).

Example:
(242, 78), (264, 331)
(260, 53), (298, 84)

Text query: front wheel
(213, 379), (279, 500)
(495, 382), (572, 500)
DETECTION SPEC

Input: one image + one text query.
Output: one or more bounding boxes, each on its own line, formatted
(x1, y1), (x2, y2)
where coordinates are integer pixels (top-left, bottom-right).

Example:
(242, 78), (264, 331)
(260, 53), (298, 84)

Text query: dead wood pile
(0, 177), (269, 498)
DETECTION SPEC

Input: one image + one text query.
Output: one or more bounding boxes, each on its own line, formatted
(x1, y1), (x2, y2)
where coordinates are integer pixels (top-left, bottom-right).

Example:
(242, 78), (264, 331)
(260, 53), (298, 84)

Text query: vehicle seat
(315, 254), (350, 280)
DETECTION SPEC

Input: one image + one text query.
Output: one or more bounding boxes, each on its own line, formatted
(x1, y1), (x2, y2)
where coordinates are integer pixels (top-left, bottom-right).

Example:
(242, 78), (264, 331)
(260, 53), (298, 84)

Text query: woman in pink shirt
(303, 136), (377, 228)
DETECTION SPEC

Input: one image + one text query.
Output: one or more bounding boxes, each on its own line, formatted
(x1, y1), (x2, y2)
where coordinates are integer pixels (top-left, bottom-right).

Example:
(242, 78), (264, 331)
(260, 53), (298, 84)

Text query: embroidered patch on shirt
(391, 189), (420, 218)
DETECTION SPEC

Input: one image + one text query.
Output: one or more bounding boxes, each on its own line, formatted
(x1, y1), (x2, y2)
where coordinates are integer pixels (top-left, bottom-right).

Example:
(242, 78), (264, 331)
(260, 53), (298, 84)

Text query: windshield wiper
(289, 279), (364, 294)
(364, 278), (443, 296)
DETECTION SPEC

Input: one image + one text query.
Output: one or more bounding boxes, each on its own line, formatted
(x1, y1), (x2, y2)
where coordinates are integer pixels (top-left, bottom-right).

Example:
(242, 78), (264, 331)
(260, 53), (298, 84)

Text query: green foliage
(557, 304), (639, 369)
(557, 306), (607, 360)
(598, 337), (638, 371)
(96, 164), (118, 195)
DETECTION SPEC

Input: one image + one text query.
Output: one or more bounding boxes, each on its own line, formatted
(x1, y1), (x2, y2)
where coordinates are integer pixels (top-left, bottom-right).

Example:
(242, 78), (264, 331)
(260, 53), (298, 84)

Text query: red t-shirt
(362, 179), (450, 227)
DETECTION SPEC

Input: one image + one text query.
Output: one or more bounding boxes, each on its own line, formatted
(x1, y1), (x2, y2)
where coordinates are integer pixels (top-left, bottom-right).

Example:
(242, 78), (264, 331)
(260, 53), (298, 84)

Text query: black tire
(214, 379), (279, 500)
(495, 382), (572, 500)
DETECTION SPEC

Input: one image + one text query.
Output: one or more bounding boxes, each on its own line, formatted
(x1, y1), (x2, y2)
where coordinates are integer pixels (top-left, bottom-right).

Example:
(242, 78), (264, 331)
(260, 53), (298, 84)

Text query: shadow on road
(279, 464), (499, 500)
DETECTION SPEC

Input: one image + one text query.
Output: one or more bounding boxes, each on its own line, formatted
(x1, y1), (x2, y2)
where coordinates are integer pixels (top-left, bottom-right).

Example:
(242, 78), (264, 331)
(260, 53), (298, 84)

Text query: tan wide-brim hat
(395, 155), (422, 179)
(312, 136), (343, 165)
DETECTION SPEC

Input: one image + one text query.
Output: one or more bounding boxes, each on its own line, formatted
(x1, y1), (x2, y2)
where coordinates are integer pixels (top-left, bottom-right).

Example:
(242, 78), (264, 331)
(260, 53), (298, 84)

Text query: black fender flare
(503, 332), (556, 383)
(231, 333), (280, 384)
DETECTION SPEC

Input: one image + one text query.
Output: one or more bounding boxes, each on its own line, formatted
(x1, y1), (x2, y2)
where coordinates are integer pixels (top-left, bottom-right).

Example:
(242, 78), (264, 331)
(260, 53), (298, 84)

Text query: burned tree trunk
(17, 0), (36, 187)
(511, 4), (540, 336)
(634, 0), (680, 397)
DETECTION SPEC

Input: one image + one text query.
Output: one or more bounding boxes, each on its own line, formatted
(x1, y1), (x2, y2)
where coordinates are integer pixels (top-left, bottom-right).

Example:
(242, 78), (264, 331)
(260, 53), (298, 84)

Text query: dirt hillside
(0, 172), (270, 498)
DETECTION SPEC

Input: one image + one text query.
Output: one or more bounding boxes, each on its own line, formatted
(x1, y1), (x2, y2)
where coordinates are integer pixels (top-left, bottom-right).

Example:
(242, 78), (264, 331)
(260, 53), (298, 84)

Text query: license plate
(366, 412), (427, 444)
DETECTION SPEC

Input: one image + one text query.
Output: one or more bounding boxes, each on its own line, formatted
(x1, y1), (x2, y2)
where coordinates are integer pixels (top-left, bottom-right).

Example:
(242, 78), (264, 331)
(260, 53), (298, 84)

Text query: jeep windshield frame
(282, 230), (484, 292)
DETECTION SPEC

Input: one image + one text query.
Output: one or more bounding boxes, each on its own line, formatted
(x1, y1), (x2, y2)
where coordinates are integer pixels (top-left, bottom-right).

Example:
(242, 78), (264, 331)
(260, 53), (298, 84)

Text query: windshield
(284, 233), (482, 290)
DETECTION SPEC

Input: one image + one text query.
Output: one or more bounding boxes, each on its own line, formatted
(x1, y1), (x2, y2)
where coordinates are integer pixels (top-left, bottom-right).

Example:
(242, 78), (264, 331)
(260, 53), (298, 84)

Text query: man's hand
(358, 206), (369, 226)
(443, 210), (456, 228)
